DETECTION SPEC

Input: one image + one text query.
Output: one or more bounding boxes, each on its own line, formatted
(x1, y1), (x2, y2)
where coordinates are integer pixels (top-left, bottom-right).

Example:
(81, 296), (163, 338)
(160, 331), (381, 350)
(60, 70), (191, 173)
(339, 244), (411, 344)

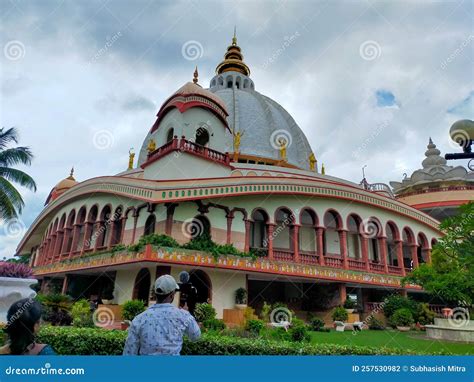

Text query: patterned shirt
(123, 303), (201, 355)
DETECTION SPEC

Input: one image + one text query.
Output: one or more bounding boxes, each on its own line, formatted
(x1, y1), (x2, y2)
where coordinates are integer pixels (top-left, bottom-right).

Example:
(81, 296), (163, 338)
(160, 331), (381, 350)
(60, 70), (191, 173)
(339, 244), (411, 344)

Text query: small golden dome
(215, 29), (250, 76)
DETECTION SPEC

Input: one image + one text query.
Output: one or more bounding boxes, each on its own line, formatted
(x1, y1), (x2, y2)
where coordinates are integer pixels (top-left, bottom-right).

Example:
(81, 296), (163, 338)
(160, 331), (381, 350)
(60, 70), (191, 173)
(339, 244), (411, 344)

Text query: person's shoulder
(38, 344), (56, 355)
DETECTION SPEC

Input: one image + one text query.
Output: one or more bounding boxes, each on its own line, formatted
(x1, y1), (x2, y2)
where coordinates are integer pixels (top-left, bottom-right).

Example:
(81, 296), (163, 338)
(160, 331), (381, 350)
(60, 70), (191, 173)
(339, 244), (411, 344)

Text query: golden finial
(232, 26), (237, 46)
(193, 66), (198, 84)
(321, 163), (326, 175)
(67, 167), (76, 181)
(128, 148), (135, 170)
(309, 152), (317, 172)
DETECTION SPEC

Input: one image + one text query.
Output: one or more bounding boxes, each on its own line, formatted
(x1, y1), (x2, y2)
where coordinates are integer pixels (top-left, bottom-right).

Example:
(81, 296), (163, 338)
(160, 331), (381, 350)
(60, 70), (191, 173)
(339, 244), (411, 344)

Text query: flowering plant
(0, 262), (34, 278)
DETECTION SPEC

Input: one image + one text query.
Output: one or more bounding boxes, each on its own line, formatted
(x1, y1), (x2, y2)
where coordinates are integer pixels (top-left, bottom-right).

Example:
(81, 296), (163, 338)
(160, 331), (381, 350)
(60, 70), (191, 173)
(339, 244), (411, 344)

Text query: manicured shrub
(343, 298), (356, 309)
(331, 306), (348, 322)
(235, 288), (247, 305)
(36, 293), (73, 326)
(245, 319), (265, 335)
(260, 302), (272, 322)
(71, 299), (94, 328)
(309, 317), (325, 331)
(367, 317), (385, 330)
(416, 303), (436, 325)
(383, 295), (419, 319)
(121, 300), (146, 322)
(288, 318), (310, 342)
(36, 326), (448, 355)
(194, 303), (216, 323)
(203, 318), (226, 331)
(390, 308), (414, 327)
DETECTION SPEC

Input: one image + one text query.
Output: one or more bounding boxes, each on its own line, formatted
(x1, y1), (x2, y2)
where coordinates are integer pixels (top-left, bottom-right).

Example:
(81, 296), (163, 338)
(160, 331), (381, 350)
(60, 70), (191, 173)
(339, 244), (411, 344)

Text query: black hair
(5, 298), (42, 355)
(155, 292), (173, 303)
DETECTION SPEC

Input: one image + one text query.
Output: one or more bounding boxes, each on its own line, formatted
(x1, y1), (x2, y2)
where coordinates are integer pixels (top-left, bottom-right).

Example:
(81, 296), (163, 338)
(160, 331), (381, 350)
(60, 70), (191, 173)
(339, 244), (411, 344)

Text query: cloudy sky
(0, 0), (472, 258)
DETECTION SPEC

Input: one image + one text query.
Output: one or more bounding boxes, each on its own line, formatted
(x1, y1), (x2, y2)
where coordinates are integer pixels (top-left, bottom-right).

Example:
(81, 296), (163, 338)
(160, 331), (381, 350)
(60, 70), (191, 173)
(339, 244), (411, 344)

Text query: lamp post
(445, 120), (474, 171)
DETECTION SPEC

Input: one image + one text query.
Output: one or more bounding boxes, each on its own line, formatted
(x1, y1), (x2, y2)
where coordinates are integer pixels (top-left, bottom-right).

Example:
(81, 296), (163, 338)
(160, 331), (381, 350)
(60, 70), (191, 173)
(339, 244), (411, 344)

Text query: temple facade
(17, 35), (446, 320)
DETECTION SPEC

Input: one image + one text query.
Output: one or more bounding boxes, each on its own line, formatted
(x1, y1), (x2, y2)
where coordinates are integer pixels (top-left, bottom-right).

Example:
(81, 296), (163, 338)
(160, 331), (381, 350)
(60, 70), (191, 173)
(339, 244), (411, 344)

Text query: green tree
(0, 127), (36, 220)
(403, 202), (474, 305)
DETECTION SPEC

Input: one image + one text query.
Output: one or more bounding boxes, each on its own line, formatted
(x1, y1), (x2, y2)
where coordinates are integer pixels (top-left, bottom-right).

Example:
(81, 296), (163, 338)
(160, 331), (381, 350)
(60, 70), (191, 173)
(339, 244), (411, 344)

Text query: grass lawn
(310, 329), (474, 355)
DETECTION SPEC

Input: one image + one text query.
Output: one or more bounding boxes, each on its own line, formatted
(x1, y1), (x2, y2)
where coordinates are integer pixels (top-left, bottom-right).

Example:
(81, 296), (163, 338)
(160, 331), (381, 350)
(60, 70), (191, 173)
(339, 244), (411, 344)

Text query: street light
(445, 119), (474, 170)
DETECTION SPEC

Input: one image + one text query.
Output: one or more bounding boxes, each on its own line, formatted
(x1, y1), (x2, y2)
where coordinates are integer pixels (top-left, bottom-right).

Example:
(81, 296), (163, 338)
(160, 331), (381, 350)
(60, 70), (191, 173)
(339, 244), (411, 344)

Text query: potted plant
(332, 306), (348, 331)
(235, 287), (248, 310)
(390, 308), (414, 331)
(343, 298), (356, 314)
(101, 282), (115, 305)
(121, 300), (145, 329)
(0, 262), (38, 324)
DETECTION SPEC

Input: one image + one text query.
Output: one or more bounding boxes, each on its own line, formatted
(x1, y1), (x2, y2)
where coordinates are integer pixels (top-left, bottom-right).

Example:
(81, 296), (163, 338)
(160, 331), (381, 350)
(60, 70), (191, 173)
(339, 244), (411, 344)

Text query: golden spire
(321, 163), (326, 175)
(128, 148), (135, 170)
(215, 28), (250, 76)
(193, 66), (199, 84)
(67, 167), (75, 180)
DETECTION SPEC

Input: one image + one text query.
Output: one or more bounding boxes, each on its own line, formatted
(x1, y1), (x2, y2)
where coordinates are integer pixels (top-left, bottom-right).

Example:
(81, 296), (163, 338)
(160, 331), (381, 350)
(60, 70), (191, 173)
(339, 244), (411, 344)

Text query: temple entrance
(187, 269), (212, 315)
(133, 268), (151, 304)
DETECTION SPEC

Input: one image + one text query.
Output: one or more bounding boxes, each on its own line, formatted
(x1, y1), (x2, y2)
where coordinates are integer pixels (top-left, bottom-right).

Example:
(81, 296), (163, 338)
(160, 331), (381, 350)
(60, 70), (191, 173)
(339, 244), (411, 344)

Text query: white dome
(209, 71), (313, 170)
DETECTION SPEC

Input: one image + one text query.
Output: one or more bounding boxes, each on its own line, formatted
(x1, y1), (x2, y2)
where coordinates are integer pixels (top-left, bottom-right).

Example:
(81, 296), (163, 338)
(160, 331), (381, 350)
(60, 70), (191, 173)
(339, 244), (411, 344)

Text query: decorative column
(338, 229), (349, 269)
(378, 236), (389, 273)
(93, 220), (104, 251)
(165, 203), (178, 236)
(61, 275), (69, 295)
(292, 224), (300, 262)
(131, 212), (139, 244)
(81, 221), (93, 254)
(316, 227), (325, 266)
(410, 244), (419, 269)
(60, 227), (72, 256)
(395, 239), (405, 276)
(69, 223), (81, 257)
(361, 236), (370, 271)
(267, 223), (275, 260)
(244, 219), (251, 252)
(49, 233), (57, 263)
(226, 213), (233, 245)
(338, 284), (347, 305)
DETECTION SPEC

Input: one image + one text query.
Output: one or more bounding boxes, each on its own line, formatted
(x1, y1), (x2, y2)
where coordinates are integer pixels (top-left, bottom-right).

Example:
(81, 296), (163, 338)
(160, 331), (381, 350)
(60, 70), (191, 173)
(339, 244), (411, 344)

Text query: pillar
(410, 244), (419, 269)
(361, 236), (370, 271)
(61, 275), (69, 295)
(267, 223), (275, 260)
(338, 229), (348, 269)
(69, 224), (81, 257)
(165, 203), (178, 236)
(226, 213), (233, 245)
(338, 284), (347, 305)
(378, 236), (389, 273)
(244, 219), (251, 252)
(81, 222), (93, 254)
(292, 225), (300, 262)
(93, 221), (103, 250)
(395, 239), (405, 276)
(316, 227), (325, 266)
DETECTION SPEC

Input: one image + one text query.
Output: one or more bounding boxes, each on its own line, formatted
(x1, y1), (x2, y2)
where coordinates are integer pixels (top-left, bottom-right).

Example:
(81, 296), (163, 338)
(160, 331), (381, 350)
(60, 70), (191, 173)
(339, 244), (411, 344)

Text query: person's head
(154, 275), (179, 304)
(5, 298), (42, 355)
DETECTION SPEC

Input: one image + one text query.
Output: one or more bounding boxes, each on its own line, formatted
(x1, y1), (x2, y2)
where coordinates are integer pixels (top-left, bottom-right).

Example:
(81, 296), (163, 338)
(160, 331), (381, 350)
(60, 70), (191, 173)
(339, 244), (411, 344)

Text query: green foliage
(383, 295), (419, 319)
(288, 318), (310, 342)
(309, 317), (325, 331)
(390, 308), (414, 327)
(367, 317), (385, 330)
(260, 302), (272, 322)
(343, 298), (356, 309)
(416, 303), (436, 326)
(0, 127), (37, 220)
(331, 307), (348, 322)
(121, 300), (145, 322)
(245, 319), (265, 335)
(110, 244), (126, 253)
(71, 299), (94, 328)
(182, 233), (244, 260)
(36, 293), (73, 326)
(194, 303), (216, 323)
(36, 326), (444, 355)
(403, 202), (474, 305)
(235, 287), (247, 304)
(127, 234), (181, 253)
(203, 318), (226, 332)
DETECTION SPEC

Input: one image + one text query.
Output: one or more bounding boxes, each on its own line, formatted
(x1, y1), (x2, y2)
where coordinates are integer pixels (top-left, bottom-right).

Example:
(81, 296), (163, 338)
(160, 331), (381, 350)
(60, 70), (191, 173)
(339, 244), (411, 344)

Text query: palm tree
(0, 127), (37, 220)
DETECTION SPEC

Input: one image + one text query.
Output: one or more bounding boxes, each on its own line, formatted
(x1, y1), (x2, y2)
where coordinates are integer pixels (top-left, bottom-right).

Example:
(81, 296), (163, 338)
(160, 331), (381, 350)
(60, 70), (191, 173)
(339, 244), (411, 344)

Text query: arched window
(54, 214), (67, 258)
(274, 208), (293, 250)
(63, 210), (76, 254)
(48, 218), (59, 262)
(195, 127), (210, 146)
(385, 222), (399, 266)
(250, 209), (269, 251)
(75, 207), (87, 253)
(85, 205), (99, 250)
(299, 209), (317, 253)
(417, 233), (429, 264)
(365, 218), (381, 262)
(323, 211), (341, 256)
(96, 205), (112, 248)
(144, 214), (156, 236)
(347, 215), (361, 259)
(110, 206), (123, 246)
(402, 228), (415, 269)
(166, 128), (174, 143)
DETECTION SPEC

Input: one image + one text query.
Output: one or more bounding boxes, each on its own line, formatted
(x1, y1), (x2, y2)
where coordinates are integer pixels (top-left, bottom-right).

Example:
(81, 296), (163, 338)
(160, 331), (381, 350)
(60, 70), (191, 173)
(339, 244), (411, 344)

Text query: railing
(348, 258), (366, 270)
(145, 138), (230, 167)
(273, 248), (294, 262)
(324, 255), (344, 268)
(396, 185), (474, 198)
(387, 265), (403, 275)
(300, 251), (319, 264)
(369, 262), (385, 273)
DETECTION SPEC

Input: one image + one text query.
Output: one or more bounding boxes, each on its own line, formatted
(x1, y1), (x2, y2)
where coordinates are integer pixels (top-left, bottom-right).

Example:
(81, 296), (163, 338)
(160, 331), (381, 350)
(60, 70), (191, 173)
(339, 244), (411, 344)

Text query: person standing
(123, 274), (201, 355)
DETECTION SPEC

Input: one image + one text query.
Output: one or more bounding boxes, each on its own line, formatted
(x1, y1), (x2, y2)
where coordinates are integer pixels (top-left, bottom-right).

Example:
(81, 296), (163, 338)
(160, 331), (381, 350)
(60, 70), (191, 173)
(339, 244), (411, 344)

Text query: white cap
(154, 275), (179, 295)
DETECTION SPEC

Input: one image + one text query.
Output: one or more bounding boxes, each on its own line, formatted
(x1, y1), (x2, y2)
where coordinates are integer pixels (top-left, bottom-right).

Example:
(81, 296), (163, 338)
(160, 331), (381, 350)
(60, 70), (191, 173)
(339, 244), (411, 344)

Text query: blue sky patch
(375, 89), (397, 107)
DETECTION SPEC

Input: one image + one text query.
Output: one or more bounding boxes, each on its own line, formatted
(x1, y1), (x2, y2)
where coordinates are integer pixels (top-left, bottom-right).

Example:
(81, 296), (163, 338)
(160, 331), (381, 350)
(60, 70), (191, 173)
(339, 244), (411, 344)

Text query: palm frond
(0, 190), (18, 220)
(0, 127), (19, 150)
(0, 167), (37, 191)
(0, 147), (34, 167)
(0, 176), (25, 215)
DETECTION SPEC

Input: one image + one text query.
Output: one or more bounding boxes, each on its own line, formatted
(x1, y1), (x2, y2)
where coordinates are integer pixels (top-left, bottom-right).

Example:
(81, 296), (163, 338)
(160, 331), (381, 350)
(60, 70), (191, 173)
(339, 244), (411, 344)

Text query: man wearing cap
(123, 274), (201, 355)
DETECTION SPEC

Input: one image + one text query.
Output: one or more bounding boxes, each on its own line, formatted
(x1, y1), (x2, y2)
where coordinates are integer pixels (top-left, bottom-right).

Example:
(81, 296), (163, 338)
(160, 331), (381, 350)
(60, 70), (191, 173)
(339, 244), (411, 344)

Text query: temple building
(17, 35), (448, 321)
(390, 134), (474, 222)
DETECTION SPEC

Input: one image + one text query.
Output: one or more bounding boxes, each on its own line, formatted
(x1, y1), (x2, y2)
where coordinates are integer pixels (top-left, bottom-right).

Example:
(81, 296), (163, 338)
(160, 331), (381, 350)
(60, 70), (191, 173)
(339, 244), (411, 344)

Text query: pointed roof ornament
(232, 26), (237, 46)
(67, 167), (75, 181)
(215, 28), (250, 76)
(193, 66), (199, 84)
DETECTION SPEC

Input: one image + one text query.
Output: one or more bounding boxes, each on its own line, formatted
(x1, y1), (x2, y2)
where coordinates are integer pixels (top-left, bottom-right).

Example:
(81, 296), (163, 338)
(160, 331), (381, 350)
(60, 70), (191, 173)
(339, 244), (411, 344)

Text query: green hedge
(36, 326), (448, 355)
